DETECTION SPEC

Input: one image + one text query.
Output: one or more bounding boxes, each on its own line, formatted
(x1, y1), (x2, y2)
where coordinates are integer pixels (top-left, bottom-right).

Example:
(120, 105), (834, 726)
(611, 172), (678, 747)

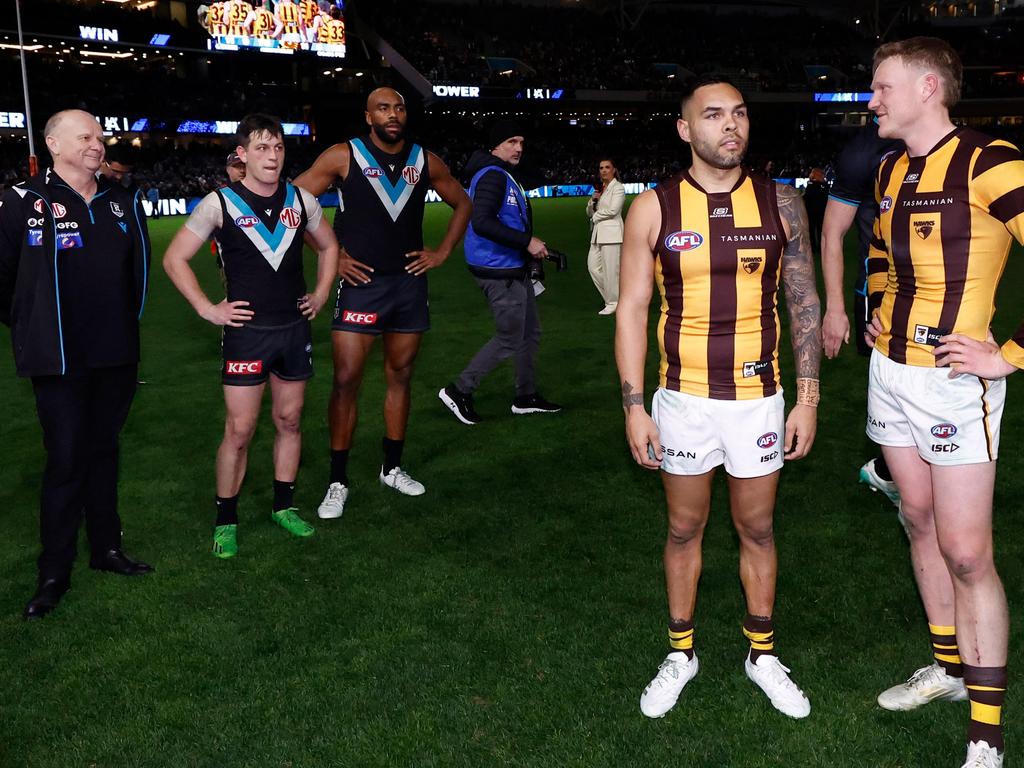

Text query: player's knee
(939, 542), (993, 584)
(223, 417), (257, 448)
(896, 500), (934, 536)
(332, 368), (362, 394)
(272, 409), (301, 434)
(735, 520), (775, 548)
(385, 363), (414, 388)
(667, 518), (705, 547)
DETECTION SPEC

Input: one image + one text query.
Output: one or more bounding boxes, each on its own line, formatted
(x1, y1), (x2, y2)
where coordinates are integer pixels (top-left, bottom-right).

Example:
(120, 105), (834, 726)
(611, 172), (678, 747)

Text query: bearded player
(616, 75), (822, 720)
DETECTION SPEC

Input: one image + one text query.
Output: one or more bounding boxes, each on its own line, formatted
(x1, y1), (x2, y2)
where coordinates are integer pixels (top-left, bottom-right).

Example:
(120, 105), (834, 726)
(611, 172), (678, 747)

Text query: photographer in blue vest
(438, 119), (561, 424)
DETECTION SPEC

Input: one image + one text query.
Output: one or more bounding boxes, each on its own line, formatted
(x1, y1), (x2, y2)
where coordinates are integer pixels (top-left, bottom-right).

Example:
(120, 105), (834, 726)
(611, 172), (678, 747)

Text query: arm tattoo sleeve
(777, 184), (822, 381)
(621, 380), (644, 409)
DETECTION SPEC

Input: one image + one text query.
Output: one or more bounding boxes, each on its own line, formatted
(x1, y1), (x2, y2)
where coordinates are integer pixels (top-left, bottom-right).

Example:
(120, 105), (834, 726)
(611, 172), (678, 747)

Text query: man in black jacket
(438, 119), (561, 424)
(0, 109), (153, 620)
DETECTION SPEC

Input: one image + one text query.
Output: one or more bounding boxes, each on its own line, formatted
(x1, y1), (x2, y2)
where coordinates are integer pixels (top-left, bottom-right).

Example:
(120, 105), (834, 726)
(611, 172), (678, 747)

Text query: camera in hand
(529, 248), (568, 283)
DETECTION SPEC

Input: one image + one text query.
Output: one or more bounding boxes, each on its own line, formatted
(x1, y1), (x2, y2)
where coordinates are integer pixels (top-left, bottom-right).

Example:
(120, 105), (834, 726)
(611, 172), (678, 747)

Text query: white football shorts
(866, 349), (1004, 465)
(651, 387), (786, 478)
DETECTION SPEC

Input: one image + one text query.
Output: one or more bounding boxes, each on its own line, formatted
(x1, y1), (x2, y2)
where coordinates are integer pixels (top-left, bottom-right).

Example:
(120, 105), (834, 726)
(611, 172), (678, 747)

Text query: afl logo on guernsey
(757, 432), (778, 449)
(879, 195), (893, 213)
(664, 231), (704, 252)
(363, 168), (384, 178)
(235, 215), (260, 228)
(402, 166), (421, 185)
(931, 423), (958, 439)
(279, 207), (302, 229)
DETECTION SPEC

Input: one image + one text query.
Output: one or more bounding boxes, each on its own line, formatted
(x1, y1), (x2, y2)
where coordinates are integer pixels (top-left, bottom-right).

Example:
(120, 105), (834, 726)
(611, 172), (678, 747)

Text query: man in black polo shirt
(0, 109), (154, 620)
(163, 113), (339, 558)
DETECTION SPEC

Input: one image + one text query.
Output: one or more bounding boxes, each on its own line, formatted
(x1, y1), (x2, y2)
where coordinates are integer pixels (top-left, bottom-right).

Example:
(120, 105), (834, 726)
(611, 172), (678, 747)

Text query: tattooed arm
(777, 183), (823, 459)
(615, 190), (663, 470)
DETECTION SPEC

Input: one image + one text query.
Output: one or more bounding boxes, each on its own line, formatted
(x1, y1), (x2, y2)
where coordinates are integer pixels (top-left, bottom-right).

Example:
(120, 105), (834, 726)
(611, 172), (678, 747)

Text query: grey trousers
(456, 274), (541, 396)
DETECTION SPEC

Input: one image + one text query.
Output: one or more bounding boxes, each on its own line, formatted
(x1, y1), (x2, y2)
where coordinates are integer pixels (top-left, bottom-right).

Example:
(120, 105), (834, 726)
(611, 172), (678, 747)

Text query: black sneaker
(511, 393), (562, 415)
(438, 383), (481, 425)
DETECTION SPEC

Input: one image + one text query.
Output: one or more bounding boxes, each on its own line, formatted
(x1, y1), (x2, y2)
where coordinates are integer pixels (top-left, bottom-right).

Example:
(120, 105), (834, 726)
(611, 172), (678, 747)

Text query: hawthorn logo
(225, 360), (263, 375)
(342, 310), (377, 325)
(741, 256), (762, 274)
(914, 219), (934, 239)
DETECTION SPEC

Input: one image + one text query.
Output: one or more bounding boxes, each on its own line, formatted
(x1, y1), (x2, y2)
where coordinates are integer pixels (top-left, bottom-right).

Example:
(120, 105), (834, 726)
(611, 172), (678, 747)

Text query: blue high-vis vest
(464, 165), (529, 270)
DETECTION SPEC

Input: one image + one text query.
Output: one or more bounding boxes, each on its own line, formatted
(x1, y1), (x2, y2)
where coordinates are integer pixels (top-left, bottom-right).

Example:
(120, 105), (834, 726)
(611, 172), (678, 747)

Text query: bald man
(294, 88), (471, 518)
(0, 110), (154, 620)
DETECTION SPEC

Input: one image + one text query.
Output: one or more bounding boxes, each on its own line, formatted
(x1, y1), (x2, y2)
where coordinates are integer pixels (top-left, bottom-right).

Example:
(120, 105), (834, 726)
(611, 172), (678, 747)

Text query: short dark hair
(873, 37), (962, 107)
(235, 113), (284, 149)
(680, 74), (744, 117)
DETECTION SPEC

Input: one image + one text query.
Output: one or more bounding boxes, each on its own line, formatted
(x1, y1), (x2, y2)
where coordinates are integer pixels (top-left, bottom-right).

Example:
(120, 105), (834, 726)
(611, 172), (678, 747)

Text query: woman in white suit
(586, 158), (625, 315)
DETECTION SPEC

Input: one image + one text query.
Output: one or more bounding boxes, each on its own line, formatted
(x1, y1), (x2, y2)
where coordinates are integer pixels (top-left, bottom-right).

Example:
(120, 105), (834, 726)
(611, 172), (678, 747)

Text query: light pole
(14, 0), (38, 176)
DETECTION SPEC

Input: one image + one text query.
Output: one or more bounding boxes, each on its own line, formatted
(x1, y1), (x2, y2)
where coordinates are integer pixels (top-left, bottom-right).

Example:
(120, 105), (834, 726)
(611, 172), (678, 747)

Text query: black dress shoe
(89, 549), (154, 576)
(24, 577), (70, 620)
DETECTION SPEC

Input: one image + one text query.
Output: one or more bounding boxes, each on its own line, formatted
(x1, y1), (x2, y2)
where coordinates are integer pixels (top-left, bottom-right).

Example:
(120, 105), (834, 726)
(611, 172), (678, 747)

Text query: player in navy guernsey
(293, 88), (471, 518)
(820, 121), (905, 507)
(163, 114), (339, 559)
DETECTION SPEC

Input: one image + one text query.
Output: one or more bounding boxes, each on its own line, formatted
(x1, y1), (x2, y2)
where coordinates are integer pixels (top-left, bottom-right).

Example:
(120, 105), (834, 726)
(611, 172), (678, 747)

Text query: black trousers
(31, 365), (138, 580)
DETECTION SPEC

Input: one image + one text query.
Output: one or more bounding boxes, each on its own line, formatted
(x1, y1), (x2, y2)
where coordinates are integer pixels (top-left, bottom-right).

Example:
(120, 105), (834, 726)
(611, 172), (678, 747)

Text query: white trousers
(587, 242), (621, 305)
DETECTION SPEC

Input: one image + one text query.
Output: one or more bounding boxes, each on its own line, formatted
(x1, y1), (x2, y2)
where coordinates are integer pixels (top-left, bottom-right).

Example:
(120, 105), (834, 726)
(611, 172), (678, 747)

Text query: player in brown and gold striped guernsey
(616, 75), (822, 720)
(864, 37), (1024, 768)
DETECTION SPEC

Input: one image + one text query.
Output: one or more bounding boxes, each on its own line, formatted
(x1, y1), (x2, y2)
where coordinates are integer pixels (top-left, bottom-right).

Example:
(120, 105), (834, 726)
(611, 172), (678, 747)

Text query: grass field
(1, 196), (1023, 768)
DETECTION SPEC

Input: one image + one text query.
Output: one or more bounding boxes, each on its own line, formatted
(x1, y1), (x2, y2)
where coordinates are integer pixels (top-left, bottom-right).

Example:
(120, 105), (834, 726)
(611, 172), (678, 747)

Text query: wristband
(796, 377), (820, 407)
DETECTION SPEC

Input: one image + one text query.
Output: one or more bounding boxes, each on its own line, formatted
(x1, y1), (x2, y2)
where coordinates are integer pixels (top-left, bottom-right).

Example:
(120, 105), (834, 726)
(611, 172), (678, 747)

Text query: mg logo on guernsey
(234, 215), (260, 228)
(402, 166), (421, 185)
(664, 230), (704, 252)
(279, 207), (301, 229)
(51, 202), (67, 218)
(363, 168), (384, 178)
(757, 432), (778, 449)
(931, 423), (958, 439)
(342, 310), (377, 325)
(226, 360), (263, 375)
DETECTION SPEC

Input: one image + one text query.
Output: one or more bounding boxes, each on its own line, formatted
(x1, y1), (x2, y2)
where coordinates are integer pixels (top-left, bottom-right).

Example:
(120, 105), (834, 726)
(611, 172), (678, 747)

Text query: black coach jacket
(0, 170), (150, 377)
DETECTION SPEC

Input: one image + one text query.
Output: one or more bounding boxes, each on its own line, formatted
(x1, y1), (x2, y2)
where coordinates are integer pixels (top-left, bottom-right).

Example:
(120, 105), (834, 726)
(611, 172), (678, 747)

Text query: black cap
(488, 118), (523, 149)
(226, 152), (243, 167)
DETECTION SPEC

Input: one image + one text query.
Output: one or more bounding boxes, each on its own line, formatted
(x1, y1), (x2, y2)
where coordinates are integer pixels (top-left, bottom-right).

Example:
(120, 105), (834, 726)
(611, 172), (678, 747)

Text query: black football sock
(382, 437), (404, 475)
(215, 494), (239, 526)
(330, 449), (349, 485)
(273, 479), (296, 512)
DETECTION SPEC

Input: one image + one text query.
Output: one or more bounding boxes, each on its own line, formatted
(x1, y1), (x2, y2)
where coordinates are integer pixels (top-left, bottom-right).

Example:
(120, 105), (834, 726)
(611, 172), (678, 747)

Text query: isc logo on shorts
(225, 360), (263, 374)
(756, 432), (778, 449)
(342, 310), (377, 325)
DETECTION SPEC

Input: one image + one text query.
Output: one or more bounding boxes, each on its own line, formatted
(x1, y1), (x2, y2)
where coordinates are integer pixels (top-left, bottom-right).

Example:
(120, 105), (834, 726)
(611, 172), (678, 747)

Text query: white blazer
(586, 178), (624, 245)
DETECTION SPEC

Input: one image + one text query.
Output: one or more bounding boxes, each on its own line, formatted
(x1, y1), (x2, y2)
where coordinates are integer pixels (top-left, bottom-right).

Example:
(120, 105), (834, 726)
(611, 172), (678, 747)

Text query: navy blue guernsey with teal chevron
(214, 180), (308, 327)
(335, 137), (430, 275)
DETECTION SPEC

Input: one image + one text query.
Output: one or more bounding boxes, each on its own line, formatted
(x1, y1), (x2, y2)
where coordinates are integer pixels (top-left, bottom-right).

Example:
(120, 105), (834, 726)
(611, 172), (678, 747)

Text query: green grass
(0, 196), (1022, 767)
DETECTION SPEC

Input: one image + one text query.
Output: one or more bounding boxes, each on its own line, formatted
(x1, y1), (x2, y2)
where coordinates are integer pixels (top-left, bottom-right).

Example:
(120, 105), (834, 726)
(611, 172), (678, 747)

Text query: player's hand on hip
(405, 248), (446, 276)
(822, 308), (850, 359)
(298, 291), (326, 319)
(201, 299), (253, 327)
(934, 330), (1017, 380)
(864, 312), (883, 349)
(625, 410), (663, 470)
(784, 403), (817, 460)
(338, 248), (373, 284)
(527, 237), (548, 258)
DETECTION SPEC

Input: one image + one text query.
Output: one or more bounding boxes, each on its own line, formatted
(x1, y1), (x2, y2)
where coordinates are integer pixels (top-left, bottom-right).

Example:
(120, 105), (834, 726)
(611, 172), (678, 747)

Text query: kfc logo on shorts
(279, 207), (302, 229)
(402, 166), (421, 185)
(931, 423), (958, 439)
(664, 231), (704, 252)
(342, 310), (377, 326)
(33, 199), (44, 214)
(225, 360), (263, 375)
(235, 215), (260, 228)
(363, 168), (384, 178)
(879, 196), (893, 213)
(757, 432), (778, 449)
(51, 203), (67, 219)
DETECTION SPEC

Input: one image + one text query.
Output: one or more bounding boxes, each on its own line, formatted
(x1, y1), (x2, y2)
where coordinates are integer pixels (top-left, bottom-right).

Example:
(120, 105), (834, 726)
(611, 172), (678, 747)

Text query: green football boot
(212, 524), (238, 559)
(271, 507), (315, 538)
